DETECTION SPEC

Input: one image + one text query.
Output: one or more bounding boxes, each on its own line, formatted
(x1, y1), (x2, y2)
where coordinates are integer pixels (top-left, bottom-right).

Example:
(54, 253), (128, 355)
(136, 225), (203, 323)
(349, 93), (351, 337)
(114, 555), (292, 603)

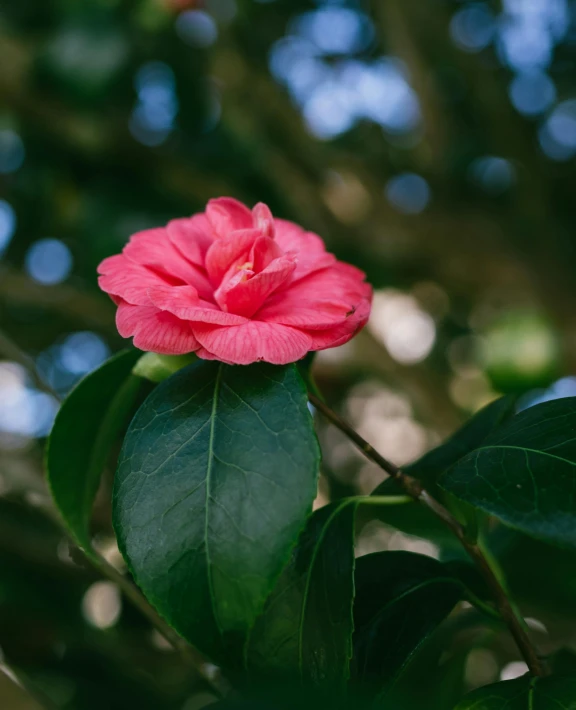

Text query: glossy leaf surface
(113, 360), (320, 662)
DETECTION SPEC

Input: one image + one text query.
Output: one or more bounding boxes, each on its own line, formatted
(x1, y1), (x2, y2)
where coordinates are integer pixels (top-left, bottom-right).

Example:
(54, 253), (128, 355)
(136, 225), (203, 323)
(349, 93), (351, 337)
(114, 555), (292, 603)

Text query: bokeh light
(539, 99), (576, 160)
(0, 362), (59, 441)
(288, 7), (374, 56)
(58, 332), (110, 376)
(509, 71), (556, 116)
(469, 156), (515, 194)
(385, 173), (431, 214)
(368, 290), (436, 364)
(450, 4), (496, 53)
(25, 239), (73, 285)
(130, 62), (179, 146)
(176, 10), (218, 47)
(0, 200), (16, 254)
(0, 130), (24, 174)
(82, 582), (122, 629)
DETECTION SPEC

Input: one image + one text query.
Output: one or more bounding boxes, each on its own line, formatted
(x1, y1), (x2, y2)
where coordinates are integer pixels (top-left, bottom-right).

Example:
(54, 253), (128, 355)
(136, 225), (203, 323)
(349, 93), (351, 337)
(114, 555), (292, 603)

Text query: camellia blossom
(98, 198), (372, 365)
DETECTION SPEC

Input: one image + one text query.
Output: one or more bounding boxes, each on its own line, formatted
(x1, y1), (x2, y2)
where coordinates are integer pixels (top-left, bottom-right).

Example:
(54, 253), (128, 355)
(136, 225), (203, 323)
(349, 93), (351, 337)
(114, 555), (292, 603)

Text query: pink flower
(98, 198), (372, 365)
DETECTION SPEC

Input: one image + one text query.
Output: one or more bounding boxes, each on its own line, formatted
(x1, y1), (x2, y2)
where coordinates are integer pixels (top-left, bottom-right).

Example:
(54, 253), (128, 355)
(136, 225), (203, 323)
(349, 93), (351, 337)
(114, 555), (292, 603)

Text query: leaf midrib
(205, 363), (224, 635)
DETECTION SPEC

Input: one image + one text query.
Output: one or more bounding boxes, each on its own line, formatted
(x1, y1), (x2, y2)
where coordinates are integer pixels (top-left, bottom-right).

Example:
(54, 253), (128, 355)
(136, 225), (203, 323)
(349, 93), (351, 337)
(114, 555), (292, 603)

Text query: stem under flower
(309, 393), (549, 678)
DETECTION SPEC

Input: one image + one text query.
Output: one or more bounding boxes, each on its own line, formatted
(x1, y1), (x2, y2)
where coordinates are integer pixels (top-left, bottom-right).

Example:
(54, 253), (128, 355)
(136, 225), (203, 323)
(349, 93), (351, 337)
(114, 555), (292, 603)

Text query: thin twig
(309, 393), (548, 677)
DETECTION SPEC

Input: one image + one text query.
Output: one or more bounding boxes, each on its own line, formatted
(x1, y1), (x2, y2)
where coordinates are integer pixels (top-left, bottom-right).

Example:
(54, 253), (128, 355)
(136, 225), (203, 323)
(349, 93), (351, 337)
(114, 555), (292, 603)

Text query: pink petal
(274, 219), (336, 281)
(167, 214), (213, 266)
(123, 228), (213, 299)
(255, 298), (352, 330)
(148, 285), (249, 325)
(250, 236), (284, 273)
(192, 321), (312, 365)
(204, 228), (261, 285)
(215, 255), (297, 318)
(193, 346), (236, 366)
(98, 254), (172, 306)
(116, 302), (199, 355)
(307, 297), (372, 351)
(252, 202), (275, 238)
(257, 262), (369, 323)
(206, 197), (253, 238)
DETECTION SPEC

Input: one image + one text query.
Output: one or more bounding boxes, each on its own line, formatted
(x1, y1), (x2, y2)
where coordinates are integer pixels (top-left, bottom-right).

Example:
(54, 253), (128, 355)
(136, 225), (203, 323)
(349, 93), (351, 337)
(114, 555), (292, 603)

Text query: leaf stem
(309, 393), (549, 677)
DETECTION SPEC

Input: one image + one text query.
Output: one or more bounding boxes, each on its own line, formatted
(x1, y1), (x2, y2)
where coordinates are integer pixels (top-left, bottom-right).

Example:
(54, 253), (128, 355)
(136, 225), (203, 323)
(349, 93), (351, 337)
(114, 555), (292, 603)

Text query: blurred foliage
(3, 0), (576, 707)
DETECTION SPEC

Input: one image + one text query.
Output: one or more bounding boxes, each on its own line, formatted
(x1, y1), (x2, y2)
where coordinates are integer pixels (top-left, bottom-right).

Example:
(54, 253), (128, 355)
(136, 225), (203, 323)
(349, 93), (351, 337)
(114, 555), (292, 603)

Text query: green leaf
(246, 499), (358, 690)
(46, 349), (143, 556)
(113, 360), (320, 664)
(352, 551), (462, 700)
(246, 494), (411, 691)
(405, 395), (518, 486)
(440, 397), (576, 549)
(454, 674), (576, 709)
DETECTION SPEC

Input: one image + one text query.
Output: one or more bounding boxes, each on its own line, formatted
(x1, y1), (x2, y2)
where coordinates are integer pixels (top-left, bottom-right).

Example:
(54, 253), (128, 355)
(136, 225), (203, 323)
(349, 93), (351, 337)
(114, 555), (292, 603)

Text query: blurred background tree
(2, 0), (576, 707)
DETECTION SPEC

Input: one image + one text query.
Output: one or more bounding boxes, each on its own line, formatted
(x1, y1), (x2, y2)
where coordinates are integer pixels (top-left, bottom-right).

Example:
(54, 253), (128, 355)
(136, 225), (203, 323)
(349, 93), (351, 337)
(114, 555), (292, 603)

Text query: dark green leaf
(46, 349), (142, 555)
(352, 551), (462, 700)
(405, 395), (517, 486)
(113, 360), (320, 663)
(246, 499), (357, 690)
(383, 640), (467, 710)
(454, 674), (576, 709)
(440, 397), (576, 548)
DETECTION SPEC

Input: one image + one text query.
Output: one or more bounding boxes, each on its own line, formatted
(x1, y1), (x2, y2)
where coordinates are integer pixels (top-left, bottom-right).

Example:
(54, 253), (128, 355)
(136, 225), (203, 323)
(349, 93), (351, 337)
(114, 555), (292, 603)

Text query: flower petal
(307, 297), (372, 350)
(255, 298), (352, 330)
(215, 254), (297, 317)
(98, 254), (171, 306)
(167, 214), (213, 266)
(274, 219), (336, 281)
(206, 197), (254, 238)
(250, 235), (284, 273)
(148, 285), (249, 325)
(193, 321), (312, 365)
(252, 202), (275, 238)
(116, 302), (199, 355)
(123, 227), (213, 299)
(255, 262), (370, 328)
(204, 228), (261, 285)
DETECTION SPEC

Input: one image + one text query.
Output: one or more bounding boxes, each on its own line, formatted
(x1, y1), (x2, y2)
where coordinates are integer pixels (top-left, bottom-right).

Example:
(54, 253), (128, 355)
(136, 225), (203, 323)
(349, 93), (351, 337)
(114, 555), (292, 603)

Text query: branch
(309, 393), (548, 677)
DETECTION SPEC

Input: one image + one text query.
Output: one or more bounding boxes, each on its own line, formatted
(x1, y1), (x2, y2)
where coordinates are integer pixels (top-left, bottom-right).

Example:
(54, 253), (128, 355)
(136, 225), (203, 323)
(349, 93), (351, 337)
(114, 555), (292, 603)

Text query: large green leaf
(46, 349), (143, 555)
(440, 397), (576, 548)
(454, 674), (576, 709)
(405, 395), (517, 485)
(352, 551), (462, 700)
(113, 360), (320, 663)
(246, 499), (357, 690)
